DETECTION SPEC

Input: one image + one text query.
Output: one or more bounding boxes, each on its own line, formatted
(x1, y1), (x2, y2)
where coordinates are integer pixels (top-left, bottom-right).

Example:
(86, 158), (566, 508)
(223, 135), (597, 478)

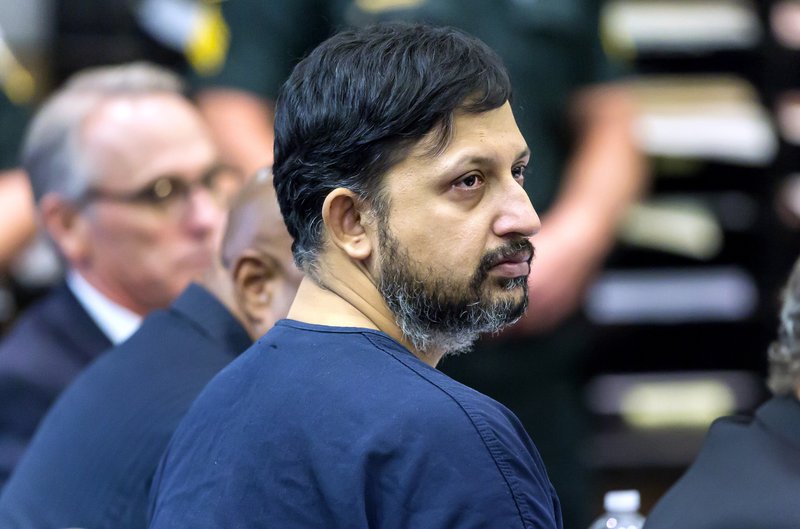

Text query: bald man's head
(209, 168), (302, 339)
(221, 168), (292, 270)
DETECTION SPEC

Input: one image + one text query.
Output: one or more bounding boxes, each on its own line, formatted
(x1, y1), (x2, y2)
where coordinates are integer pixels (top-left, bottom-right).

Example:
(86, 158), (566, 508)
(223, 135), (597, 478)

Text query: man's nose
(493, 179), (540, 239)
(183, 187), (225, 237)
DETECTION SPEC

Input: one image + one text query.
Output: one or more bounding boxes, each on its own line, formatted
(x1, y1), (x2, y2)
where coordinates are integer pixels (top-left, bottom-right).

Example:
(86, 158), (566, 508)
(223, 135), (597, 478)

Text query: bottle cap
(604, 490), (640, 513)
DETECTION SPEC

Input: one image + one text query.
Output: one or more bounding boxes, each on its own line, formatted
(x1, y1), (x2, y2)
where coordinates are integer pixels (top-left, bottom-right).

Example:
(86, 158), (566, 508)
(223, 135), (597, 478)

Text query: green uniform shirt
(0, 91), (29, 170)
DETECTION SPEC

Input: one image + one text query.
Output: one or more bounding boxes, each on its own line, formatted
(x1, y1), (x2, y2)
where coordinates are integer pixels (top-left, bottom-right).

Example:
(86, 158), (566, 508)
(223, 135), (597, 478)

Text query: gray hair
(768, 256), (800, 395)
(21, 62), (184, 203)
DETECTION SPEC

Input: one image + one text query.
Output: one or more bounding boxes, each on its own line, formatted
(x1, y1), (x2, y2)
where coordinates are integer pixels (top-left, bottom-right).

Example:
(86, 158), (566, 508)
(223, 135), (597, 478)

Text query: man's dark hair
(273, 22), (512, 276)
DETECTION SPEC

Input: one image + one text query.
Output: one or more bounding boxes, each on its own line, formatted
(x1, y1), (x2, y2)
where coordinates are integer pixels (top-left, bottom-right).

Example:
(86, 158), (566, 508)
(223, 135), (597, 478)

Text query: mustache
(479, 237), (534, 274)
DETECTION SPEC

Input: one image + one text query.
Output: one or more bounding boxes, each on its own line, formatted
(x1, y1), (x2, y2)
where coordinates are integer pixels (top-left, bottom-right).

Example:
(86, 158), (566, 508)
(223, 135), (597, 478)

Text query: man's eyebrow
(445, 147), (531, 168)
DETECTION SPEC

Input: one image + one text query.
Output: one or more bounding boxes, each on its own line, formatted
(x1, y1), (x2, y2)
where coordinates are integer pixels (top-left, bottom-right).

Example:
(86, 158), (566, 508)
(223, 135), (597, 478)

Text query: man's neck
(286, 253), (442, 367)
(66, 270), (143, 345)
(72, 267), (152, 316)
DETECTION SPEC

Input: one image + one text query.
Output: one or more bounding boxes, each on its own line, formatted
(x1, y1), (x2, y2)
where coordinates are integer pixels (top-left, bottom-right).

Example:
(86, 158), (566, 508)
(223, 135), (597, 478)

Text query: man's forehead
(412, 103), (524, 155)
(83, 95), (211, 170)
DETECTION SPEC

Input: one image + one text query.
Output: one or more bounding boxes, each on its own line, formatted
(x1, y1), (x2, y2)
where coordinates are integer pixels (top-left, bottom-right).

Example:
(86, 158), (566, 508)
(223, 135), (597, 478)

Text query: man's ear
(232, 251), (275, 332)
(39, 193), (91, 265)
(321, 188), (373, 261)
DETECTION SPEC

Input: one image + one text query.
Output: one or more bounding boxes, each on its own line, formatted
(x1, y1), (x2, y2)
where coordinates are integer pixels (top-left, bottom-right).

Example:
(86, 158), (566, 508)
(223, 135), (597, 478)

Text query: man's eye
(201, 167), (226, 189)
(201, 165), (245, 201)
(511, 165), (526, 184)
(152, 178), (174, 199)
(141, 178), (183, 203)
(456, 174), (483, 189)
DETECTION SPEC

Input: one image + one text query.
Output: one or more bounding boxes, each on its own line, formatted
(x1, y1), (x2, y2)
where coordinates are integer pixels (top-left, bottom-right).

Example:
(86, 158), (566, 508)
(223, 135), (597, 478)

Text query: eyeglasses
(76, 164), (244, 212)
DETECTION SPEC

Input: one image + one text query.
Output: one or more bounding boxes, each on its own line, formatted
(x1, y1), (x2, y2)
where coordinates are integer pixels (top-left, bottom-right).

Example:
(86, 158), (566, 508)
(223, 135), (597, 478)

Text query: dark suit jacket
(0, 281), (111, 487)
(0, 283), (251, 529)
(644, 396), (800, 529)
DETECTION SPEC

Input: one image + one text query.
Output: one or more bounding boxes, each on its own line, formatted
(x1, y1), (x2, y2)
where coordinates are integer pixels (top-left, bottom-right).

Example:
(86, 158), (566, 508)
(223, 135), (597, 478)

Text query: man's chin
(473, 293), (527, 326)
(484, 278), (527, 299)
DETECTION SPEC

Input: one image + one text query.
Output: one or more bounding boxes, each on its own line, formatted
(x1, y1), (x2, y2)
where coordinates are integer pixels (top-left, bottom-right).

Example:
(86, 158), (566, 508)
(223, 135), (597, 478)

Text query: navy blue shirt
(0, 284), (252, 529)
(149, 320), (562, 528)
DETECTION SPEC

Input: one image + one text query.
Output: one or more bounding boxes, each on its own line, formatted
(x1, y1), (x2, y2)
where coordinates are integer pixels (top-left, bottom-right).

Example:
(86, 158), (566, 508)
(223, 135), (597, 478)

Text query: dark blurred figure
(192, 1), (646, 525)
(0, 89), (36, 338)
(51, 0), (184, 87)
(0, 91), (34, 272)
(0, 172), (301, 529)
(643, 256), (800, 529)
(0, 62), (238, 488)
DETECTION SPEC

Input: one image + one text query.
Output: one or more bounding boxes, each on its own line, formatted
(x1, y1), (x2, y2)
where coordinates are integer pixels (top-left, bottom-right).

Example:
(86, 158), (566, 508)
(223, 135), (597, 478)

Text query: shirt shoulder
(151, 322), (561, 528)
(0, 301), (248, 526)
(361, 331), (561, 524)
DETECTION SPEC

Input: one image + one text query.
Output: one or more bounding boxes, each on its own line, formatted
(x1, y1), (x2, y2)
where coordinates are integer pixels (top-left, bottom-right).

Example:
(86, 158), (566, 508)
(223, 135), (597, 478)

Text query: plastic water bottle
(588, 490), (646, 529)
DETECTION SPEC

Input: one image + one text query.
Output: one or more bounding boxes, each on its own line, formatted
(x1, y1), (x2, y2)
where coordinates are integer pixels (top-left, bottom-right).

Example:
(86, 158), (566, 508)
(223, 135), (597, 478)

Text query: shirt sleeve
(360, 404), (563, 529)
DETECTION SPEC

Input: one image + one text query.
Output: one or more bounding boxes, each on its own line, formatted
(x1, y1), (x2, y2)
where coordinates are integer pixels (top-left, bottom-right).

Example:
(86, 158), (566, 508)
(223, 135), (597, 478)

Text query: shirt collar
(66, 270), (143, 345)
(755, 395), (800, 452)
(171, 283), (252, 354)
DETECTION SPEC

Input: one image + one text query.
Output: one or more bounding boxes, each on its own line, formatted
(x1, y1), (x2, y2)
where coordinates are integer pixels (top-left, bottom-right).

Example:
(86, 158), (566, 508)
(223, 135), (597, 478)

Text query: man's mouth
(488, 249), (532, 278)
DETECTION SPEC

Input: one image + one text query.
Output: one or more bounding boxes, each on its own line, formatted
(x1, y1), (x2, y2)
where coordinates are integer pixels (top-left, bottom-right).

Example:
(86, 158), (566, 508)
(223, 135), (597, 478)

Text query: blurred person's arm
(191, 0), (325, 176)
(515, 83), (648, 334)
(196, 88), (275, 175)
(0, 169), (35, 267)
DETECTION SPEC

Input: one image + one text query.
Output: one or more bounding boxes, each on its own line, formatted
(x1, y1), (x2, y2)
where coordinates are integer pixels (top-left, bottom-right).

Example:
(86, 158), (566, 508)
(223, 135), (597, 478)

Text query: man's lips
(489, 250), (532, 278)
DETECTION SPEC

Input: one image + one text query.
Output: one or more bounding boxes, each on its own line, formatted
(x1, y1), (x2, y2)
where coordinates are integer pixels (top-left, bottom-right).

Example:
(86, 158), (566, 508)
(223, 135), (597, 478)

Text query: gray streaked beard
(377, 225), (531, 358)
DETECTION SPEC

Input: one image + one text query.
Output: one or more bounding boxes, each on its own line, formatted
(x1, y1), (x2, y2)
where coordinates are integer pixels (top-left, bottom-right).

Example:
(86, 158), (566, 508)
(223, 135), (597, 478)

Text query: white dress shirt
(66, 270), (143, 345)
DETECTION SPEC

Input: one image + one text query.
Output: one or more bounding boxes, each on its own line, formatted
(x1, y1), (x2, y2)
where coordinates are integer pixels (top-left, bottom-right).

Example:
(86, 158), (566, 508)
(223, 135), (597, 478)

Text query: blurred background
(1, 0), (799, 518)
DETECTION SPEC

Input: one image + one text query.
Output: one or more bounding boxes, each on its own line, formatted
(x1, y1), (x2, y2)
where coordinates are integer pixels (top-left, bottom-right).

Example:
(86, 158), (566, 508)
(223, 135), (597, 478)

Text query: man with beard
(148, 23), (562, 528)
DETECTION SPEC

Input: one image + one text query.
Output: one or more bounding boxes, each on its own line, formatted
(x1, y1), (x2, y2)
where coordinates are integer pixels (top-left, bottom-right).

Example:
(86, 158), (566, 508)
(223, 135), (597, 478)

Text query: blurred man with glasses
(0, 172), (302, 529)
(0, 62), (240, 488)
